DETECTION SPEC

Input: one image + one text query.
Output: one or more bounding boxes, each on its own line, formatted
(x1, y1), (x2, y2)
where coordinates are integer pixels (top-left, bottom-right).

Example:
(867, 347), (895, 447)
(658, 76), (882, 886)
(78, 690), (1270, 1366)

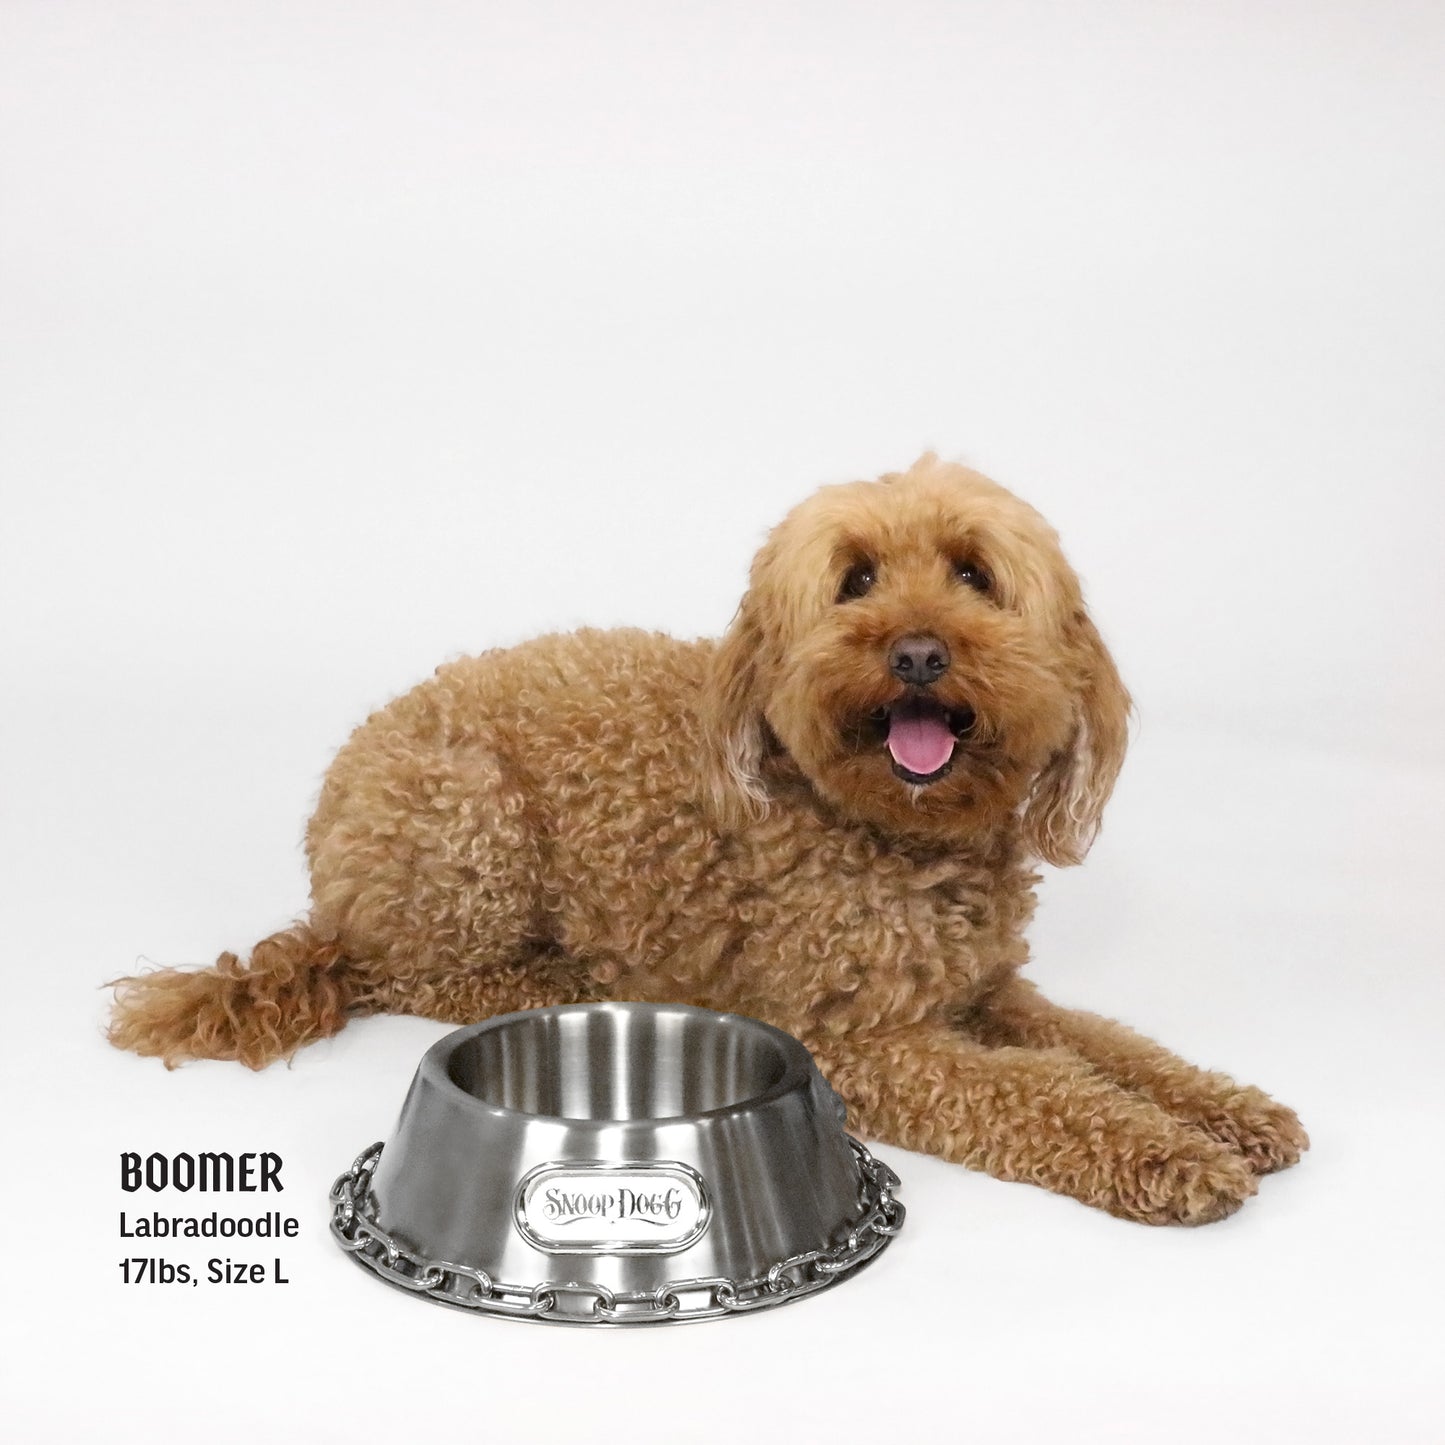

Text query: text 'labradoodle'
(109, 456), (1306, 1224)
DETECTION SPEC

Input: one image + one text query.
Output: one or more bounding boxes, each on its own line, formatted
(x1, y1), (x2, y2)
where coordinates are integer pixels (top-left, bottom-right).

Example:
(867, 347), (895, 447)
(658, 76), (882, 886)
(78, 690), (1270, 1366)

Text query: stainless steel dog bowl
(329, 1002), (904, 1323)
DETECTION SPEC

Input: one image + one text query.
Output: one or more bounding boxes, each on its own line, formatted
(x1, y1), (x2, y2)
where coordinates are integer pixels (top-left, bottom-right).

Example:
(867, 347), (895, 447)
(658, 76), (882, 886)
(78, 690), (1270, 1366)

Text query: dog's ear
(702, 593), (772, 826)
(1021, 610), (1131, 866)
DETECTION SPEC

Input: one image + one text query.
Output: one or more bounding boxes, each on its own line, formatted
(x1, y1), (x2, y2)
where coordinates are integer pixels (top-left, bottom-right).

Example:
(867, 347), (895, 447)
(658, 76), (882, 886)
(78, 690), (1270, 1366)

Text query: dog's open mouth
(864, 696), (977, 785)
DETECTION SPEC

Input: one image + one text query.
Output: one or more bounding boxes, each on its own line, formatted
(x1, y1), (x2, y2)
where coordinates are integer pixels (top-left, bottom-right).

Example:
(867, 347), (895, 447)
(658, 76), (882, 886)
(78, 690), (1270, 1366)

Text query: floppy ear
(1021, 611), (1132, 866)
(702, 593), (772, 827)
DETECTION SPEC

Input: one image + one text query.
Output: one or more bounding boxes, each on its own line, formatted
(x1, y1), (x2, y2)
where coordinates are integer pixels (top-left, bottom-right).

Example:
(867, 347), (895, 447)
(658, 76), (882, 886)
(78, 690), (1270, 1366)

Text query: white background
(3, 2), (1442, 1440)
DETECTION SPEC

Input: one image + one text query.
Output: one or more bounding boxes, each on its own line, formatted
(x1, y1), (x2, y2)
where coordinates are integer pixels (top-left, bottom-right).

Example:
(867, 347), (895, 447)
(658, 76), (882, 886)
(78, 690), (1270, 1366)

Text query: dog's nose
(888, 634), (950, 686)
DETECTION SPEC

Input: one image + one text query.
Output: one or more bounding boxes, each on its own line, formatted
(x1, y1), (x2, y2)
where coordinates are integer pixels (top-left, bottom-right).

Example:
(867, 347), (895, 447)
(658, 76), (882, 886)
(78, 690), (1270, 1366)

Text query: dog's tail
(106, 921), (363, 1070)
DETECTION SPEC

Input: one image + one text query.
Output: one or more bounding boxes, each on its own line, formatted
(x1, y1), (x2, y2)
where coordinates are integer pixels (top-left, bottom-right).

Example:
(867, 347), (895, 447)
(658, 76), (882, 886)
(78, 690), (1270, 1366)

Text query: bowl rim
(422, 1000), (820, 1127)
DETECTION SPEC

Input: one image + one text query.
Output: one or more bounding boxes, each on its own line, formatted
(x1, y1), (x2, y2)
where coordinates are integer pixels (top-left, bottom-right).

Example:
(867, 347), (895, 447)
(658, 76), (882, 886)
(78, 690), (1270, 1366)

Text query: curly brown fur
(107, 924), (355, 1070)
(108, 455), (1306, 1223)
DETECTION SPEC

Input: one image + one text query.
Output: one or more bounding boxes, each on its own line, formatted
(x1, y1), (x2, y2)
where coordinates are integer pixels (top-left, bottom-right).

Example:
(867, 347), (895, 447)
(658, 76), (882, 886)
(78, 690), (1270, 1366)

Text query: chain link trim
(330, 1136), (904, 1324)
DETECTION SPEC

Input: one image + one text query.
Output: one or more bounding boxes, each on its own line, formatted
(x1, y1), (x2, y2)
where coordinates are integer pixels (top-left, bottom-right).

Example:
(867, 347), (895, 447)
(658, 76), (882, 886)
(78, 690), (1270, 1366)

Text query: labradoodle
(109, 455), (1307, 1224)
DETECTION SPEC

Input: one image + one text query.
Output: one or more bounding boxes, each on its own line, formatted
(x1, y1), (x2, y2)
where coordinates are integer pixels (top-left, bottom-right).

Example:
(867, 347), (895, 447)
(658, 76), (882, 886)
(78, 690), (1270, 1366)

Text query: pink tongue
(887, 707), (955, 776)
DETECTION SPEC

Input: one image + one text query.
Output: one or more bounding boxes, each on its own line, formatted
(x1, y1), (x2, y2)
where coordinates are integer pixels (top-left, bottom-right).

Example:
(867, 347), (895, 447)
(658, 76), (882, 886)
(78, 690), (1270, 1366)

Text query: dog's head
(705, 456), (1130, 864)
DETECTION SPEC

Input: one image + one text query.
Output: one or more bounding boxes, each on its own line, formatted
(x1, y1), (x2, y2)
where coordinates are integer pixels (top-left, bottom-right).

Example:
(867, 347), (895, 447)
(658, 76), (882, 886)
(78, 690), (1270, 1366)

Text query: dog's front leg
(807, 1019), (1258, 1225)
(966, 975), (1308, 1175)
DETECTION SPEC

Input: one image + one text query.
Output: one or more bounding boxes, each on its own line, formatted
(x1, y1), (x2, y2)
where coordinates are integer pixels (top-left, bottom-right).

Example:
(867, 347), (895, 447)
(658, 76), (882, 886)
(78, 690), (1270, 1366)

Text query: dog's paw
(1108, 1133), (1259, 1227)
(1178, 1088), (1309, 1175)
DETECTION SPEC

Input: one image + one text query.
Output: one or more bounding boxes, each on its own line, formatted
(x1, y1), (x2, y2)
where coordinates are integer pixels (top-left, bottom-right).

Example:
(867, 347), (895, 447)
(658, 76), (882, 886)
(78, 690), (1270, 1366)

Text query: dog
(109, 455), (1307, 1224)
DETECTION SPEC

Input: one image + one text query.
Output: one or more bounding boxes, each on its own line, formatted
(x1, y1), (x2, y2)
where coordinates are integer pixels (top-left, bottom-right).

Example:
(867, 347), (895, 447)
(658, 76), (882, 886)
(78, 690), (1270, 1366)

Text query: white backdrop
(3, 3), (1442, 1441)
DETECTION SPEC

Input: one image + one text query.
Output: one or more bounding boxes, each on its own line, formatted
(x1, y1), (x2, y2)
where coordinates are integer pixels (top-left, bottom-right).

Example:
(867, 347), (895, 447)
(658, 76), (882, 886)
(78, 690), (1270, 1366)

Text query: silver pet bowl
(330, 1002), (904, 1324)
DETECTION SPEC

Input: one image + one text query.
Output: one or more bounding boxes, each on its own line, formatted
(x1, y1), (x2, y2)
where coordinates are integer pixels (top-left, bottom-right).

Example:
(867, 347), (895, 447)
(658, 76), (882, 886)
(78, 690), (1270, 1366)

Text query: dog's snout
(888, 634), (950, 686)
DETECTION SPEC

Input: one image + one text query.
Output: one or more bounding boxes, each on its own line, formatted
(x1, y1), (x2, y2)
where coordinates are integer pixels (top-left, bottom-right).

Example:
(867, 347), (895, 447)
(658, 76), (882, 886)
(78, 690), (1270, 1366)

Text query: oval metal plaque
(513, 1160), (710, 1254)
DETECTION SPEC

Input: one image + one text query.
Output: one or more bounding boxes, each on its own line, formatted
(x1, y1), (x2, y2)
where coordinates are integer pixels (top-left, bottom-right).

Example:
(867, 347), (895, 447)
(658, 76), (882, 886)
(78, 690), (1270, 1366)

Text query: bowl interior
(444, 1007), (791, 1121)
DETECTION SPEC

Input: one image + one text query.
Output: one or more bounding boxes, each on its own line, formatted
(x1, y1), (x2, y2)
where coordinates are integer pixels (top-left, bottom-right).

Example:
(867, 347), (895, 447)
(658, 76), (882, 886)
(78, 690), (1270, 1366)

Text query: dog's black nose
(888, 634), (950, 686)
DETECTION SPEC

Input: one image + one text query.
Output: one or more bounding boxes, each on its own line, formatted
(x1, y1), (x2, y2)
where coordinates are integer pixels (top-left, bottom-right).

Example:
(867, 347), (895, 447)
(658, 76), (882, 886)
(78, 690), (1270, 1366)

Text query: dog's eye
(838, 562), (877, 602)
(953, 559), (990, 593)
